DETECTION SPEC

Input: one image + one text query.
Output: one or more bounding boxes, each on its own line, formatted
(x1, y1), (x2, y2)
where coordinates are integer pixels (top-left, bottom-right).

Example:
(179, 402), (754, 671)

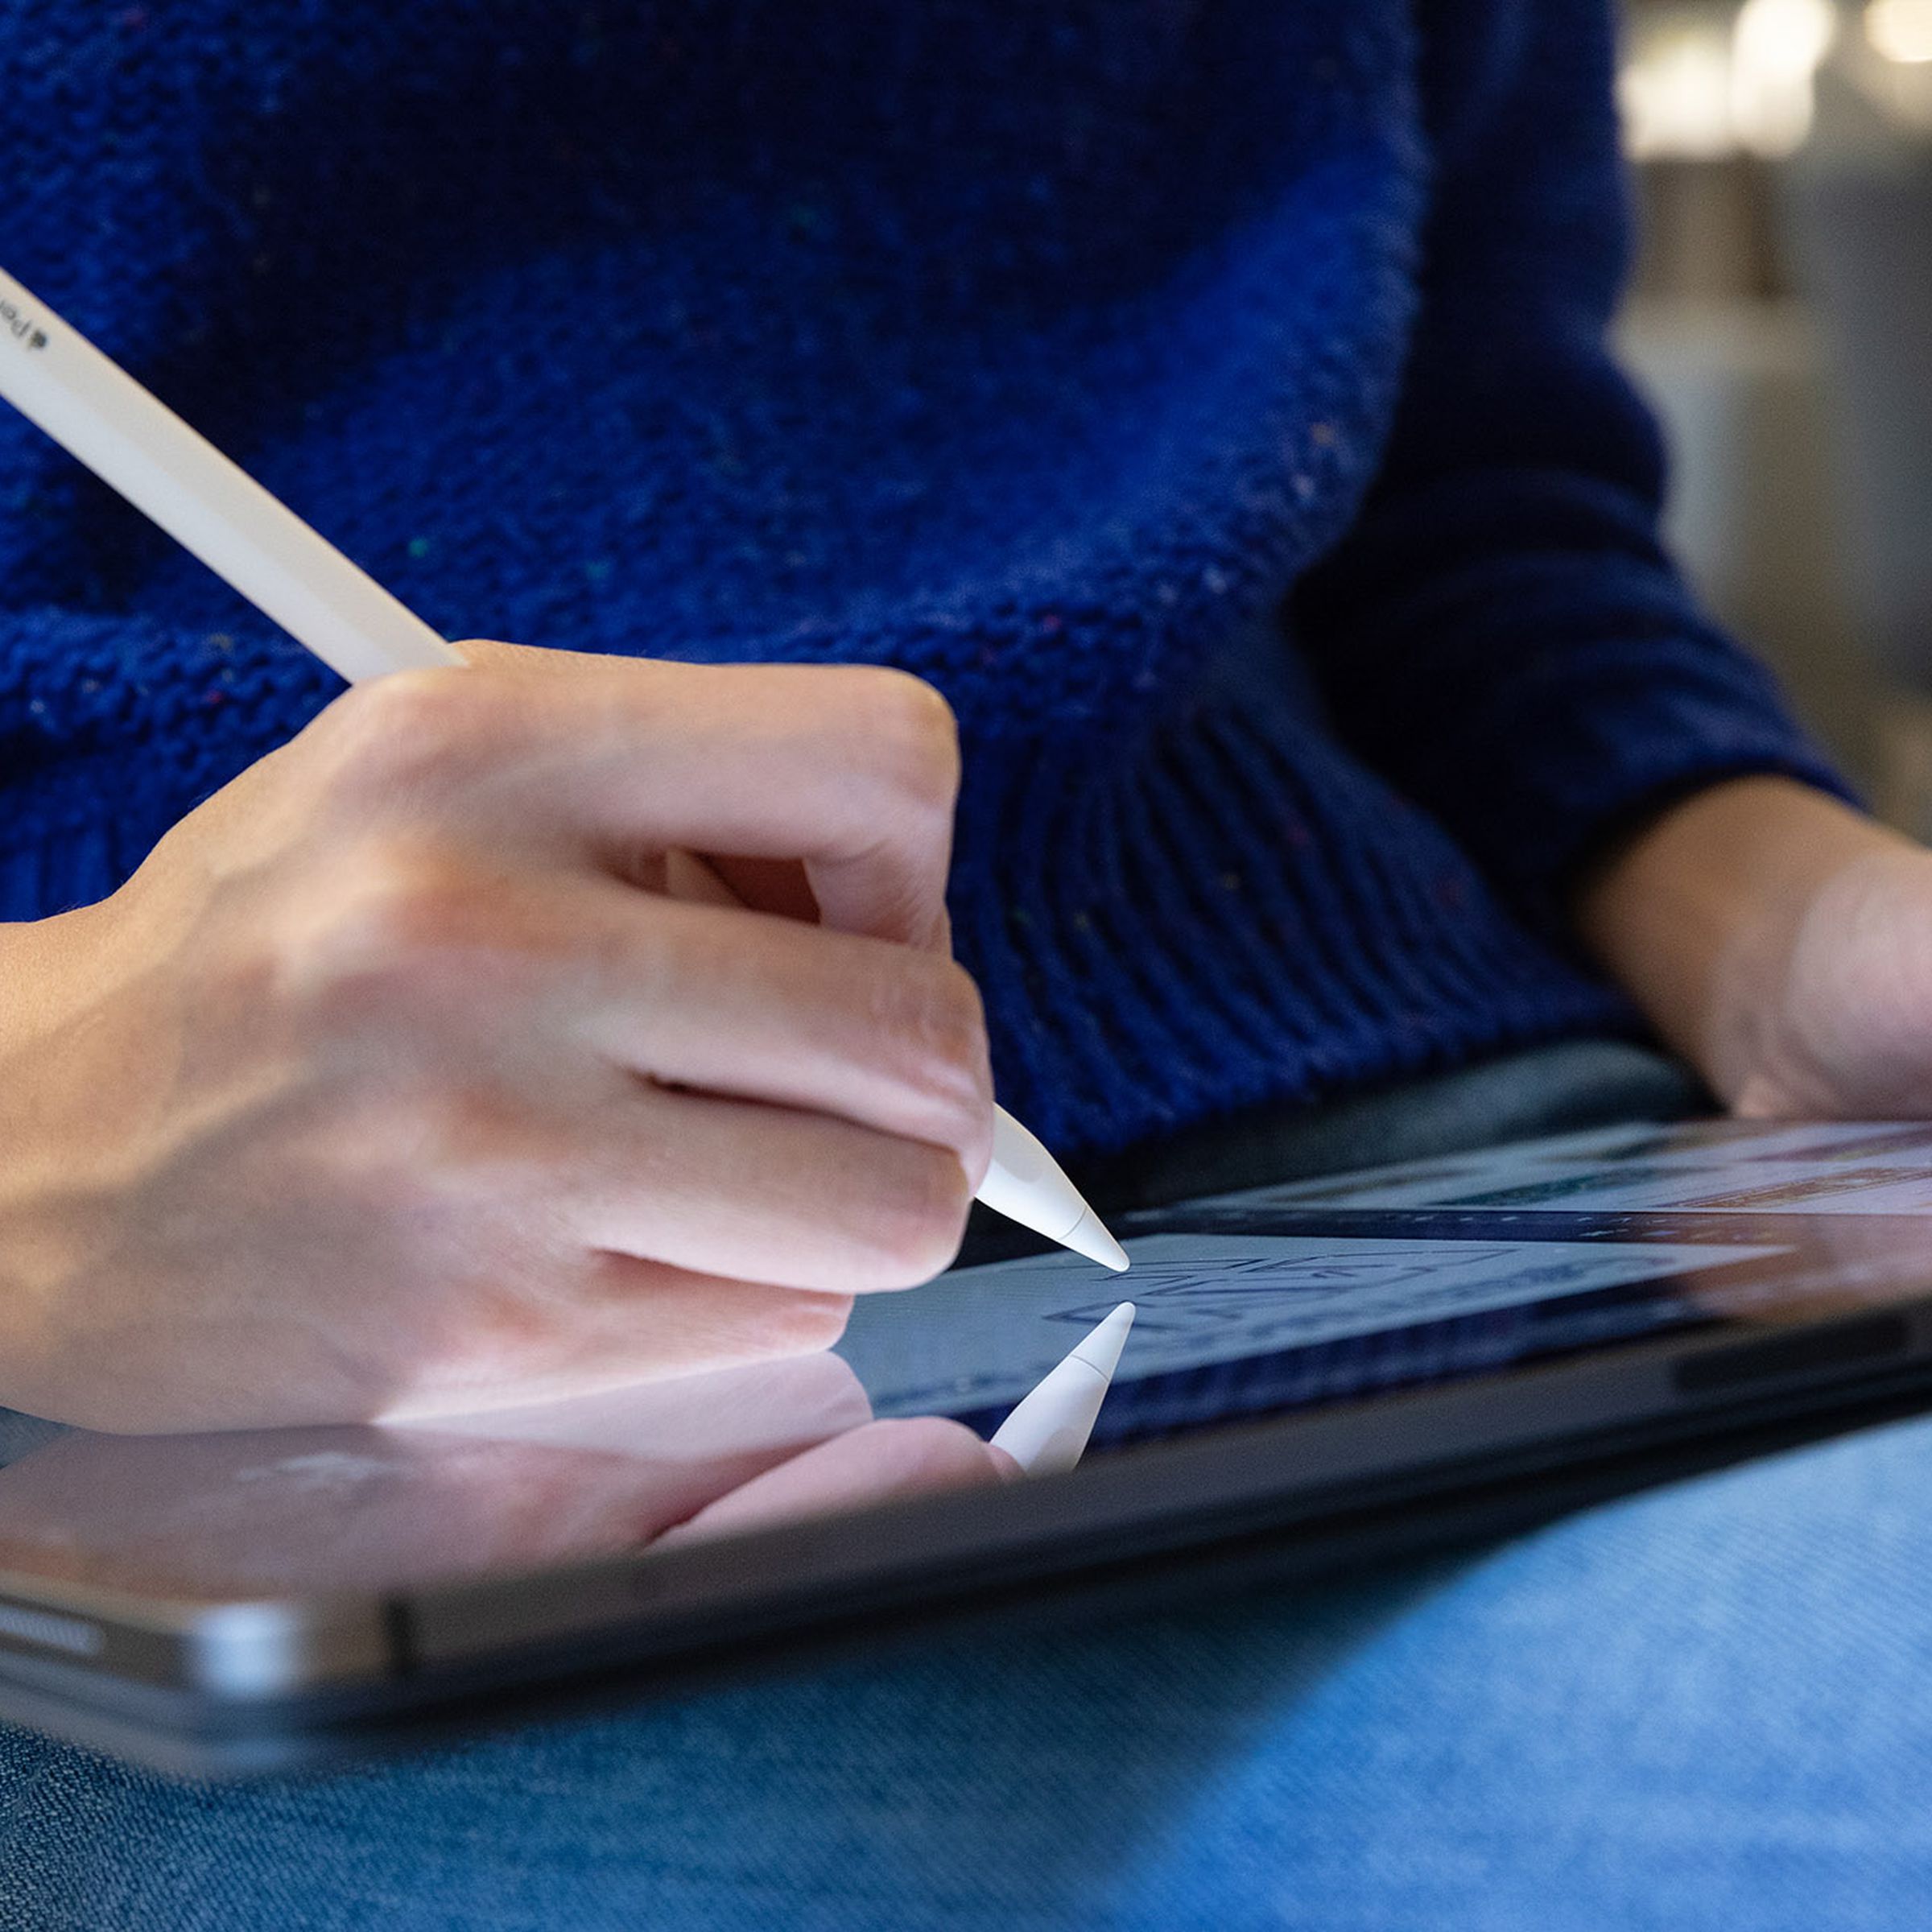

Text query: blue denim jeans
(5, 1044), (1929, 1930)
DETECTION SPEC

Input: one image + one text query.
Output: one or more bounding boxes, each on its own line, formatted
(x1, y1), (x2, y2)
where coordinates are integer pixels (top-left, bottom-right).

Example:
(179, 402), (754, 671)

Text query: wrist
(1575, 776), (1904, 1108)
(0, 902), (121, 1389)
(0, 898), (115, 1052)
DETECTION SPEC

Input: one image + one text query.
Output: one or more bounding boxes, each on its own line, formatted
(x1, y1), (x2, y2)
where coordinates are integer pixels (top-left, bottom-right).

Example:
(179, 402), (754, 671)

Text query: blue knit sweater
(0, 0), (1844, 1154)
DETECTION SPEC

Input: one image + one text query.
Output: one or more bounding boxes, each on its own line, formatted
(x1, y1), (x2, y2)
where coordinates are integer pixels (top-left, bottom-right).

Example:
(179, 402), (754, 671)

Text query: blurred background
(1616, 0), (1931, 824)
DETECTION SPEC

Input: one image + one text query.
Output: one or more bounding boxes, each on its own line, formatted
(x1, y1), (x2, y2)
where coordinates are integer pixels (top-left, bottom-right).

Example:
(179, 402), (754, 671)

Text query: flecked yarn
(0, 0), (1843, 1151)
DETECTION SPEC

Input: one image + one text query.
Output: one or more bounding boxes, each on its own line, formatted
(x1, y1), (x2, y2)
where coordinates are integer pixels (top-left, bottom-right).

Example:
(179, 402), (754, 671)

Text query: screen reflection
(0, 1353), (1016, 1602)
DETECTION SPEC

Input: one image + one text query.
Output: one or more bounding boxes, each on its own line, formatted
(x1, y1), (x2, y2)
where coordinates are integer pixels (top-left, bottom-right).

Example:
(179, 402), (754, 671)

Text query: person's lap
(6, 1043), (1928, 1930)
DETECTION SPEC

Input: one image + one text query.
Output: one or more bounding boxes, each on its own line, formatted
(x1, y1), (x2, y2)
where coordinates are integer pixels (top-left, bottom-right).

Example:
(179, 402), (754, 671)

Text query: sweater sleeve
(1291, 0), (1854, 937)
(0, 606), (336, 921)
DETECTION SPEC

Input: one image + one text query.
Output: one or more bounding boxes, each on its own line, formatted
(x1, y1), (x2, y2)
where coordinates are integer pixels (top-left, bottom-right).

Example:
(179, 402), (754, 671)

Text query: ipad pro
(6, 1116), (1932, 1775)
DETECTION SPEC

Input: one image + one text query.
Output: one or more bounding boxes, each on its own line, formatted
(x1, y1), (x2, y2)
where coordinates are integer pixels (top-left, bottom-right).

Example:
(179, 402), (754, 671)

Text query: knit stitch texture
(0, 0), (1846, 1153)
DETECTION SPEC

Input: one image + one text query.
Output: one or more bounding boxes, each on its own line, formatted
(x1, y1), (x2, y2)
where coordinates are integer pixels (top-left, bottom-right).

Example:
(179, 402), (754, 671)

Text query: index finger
(430, 644), (962, 952)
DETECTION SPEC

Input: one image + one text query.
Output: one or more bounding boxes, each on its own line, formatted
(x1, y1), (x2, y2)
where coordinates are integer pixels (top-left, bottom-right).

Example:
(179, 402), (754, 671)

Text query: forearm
(1575, 775), (1911, 1110)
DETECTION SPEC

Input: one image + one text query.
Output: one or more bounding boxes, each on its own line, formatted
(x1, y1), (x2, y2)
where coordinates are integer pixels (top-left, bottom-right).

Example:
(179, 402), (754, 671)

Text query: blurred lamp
(1621, 0), (1839, 159)
(1621, 22), (1739, 157)
(1865, 0), (1932, 62)
(1732, 0), (1839, 151)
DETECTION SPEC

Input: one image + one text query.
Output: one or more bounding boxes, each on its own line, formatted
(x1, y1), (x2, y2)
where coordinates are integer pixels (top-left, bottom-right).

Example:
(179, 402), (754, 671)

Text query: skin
(0, 644), (993, 1432)
(0, 646), (1915, 1436)
(1575, 774), (1932, 1118)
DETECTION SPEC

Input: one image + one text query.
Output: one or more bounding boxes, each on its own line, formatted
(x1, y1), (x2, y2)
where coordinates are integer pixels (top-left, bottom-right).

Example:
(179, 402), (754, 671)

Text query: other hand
(1579, 774), (1932, 1118)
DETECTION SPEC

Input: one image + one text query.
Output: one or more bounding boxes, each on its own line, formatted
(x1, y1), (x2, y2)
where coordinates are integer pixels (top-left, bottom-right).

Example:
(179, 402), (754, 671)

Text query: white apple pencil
(989, 1301), (1135, 1474)
(0, 264), (1129, 1273)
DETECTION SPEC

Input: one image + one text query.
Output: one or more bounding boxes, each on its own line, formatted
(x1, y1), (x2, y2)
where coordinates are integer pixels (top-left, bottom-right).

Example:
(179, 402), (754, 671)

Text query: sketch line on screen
(839, 1232), (1785, 1417)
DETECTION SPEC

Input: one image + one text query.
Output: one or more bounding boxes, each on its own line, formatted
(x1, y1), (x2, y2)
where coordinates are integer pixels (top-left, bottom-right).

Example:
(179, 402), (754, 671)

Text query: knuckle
(855, 1142), (974, 1288)
(368, 1077), (496, 1165)
(332, 850), (476, 960)
(279, 844), (485, 1016)
(318, 667), (512, 808)
(924, 956), (989, 1065)
(845, 669), (960, 810)
(871, 956), (993, 1143)
(316, 1080), (543, 1210)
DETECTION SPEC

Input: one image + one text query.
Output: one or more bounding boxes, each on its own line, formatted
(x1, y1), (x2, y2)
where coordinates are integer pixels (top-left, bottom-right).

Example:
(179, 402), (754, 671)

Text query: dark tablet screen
(840, 1117), (1932, 1444)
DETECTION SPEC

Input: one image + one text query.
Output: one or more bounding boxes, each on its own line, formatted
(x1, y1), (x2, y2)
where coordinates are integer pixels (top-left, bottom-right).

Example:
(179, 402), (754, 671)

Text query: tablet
(7, 1114), (1932, 1776)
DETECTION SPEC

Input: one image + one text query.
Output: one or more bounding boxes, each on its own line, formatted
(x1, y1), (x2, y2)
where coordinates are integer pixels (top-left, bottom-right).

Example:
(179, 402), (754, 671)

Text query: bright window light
(1866, 0), (1932, 62)
(1732, 0), (1838, 152)
(1620, 24), (1740, 159)
(1620, 0), (1842, 159)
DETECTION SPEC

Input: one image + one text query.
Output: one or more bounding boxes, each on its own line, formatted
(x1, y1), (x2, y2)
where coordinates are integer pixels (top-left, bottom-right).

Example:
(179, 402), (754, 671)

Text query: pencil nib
(1063, 1205), (1130, 1273)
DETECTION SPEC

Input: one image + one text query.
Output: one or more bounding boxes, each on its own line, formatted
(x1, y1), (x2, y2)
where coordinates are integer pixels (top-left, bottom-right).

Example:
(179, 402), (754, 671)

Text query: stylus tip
(1064, 1205), (1131, 1274)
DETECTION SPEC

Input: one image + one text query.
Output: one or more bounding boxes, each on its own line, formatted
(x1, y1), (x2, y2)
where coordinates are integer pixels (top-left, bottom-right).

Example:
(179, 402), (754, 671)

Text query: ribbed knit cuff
(1397, 627), (1861, 943)
(1, 611), (336, 919)
(949, 696), (1641, 1158)
(1298, 479), (1863, 950)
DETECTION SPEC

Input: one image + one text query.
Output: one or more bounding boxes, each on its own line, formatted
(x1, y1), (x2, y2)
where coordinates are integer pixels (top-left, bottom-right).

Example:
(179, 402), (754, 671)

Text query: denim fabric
(5, 1046), (1927, 1929)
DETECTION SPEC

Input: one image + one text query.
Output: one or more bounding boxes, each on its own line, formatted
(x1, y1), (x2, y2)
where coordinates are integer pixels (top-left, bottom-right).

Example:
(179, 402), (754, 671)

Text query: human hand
(0, 646), (993, 1432)
(1579, 774), (1932, 1117)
